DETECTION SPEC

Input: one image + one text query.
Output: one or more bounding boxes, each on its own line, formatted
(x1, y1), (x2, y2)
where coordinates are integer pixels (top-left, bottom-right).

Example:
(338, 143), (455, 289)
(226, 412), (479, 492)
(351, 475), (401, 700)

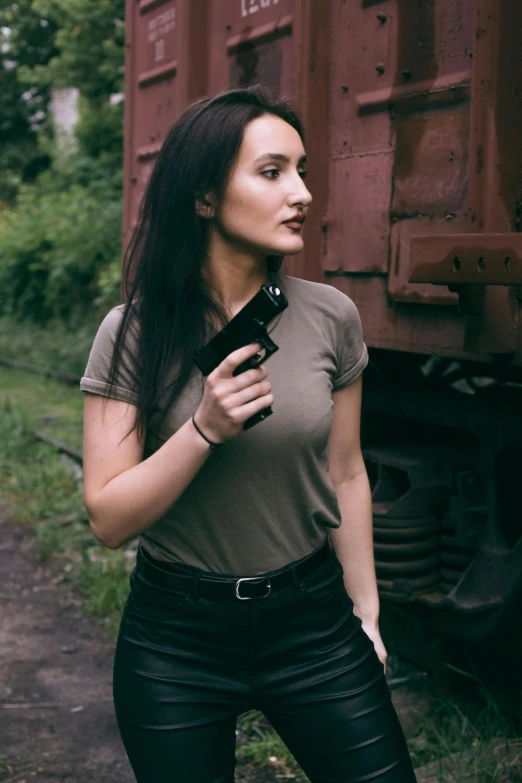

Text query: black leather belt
(137, 537), (333, 600)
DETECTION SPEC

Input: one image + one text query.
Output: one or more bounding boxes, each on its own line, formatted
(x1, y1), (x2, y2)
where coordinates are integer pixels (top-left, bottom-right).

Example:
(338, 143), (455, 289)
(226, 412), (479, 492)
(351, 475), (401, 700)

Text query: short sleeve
(331, 293), (369, 391)
(80, 305), (139, 405)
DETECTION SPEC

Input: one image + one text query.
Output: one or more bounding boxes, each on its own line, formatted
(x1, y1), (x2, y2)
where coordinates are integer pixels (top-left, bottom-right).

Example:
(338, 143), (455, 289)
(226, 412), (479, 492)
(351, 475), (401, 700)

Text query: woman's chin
(268, 239), (304, 256)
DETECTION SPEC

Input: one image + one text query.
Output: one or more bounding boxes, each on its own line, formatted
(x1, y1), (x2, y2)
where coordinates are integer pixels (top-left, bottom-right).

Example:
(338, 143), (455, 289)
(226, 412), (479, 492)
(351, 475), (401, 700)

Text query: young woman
(81, 85), (417, 782)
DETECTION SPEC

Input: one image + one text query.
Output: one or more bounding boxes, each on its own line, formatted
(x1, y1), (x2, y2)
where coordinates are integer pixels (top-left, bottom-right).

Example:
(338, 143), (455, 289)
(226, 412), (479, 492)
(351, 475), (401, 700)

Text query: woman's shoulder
(90, 301), (140, 355)
(282, 274), (358, 315)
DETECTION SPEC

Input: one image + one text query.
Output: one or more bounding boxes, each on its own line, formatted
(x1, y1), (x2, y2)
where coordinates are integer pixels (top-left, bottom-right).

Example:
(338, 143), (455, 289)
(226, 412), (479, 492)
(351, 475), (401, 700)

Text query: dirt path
(0, 520), (135, 783)
(0, 516), (432, 783)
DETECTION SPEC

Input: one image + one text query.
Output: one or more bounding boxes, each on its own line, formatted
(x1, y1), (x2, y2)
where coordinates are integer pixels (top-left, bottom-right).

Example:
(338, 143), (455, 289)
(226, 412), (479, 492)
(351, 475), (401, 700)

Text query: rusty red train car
(122, 0), (522, 667)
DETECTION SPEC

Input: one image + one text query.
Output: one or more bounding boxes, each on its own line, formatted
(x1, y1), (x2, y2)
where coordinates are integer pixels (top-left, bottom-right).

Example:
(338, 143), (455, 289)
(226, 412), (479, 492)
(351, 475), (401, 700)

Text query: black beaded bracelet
(191, 415), (222, 451)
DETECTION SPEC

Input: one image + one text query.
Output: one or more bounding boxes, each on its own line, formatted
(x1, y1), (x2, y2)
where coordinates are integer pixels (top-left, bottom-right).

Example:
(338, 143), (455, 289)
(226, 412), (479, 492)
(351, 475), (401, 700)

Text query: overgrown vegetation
(0, 157), (122, 323)
(410, 684), (522, 781)
(0, 0), (125, 324)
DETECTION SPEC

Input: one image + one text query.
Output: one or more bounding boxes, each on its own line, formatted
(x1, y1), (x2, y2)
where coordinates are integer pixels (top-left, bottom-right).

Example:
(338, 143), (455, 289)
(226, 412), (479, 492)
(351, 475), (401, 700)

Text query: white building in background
(50, 87), (80, 158)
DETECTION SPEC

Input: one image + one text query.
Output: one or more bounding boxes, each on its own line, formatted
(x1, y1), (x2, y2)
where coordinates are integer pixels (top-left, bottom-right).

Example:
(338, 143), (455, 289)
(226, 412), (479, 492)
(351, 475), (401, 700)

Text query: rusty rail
(0, 356), (81, 385)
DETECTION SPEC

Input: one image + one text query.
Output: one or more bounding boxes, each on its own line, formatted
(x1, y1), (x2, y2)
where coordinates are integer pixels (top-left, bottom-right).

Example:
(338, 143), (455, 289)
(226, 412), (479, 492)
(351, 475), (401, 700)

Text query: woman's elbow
(88, 515), (123, 550)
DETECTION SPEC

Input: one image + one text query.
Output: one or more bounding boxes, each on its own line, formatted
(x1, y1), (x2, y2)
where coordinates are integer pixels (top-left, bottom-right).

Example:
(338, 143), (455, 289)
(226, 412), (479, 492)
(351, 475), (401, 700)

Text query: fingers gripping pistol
(193, 283), (288, 431)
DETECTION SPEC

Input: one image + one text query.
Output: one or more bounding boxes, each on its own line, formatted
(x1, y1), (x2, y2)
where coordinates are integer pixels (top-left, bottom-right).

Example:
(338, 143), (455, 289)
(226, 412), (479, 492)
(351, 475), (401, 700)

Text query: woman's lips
(283, 221), (303, 230)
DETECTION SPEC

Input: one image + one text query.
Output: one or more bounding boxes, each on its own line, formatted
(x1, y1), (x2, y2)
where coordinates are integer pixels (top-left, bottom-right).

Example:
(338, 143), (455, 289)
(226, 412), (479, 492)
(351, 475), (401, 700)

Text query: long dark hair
(104, 85), (305, 446)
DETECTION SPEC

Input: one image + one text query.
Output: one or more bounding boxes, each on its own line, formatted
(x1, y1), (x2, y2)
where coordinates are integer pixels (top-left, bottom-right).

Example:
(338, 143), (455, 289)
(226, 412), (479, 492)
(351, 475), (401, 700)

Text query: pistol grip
(243, 405), (273, 431)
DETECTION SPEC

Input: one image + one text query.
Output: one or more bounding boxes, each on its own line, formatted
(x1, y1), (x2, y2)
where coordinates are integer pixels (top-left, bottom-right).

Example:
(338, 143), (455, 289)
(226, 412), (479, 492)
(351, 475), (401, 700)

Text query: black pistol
(193, 282), (288, 431)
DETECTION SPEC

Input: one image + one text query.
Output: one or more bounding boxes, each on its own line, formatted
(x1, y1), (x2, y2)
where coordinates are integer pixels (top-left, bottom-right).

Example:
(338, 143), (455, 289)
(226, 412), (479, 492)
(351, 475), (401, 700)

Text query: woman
(81, 85), (417, 782)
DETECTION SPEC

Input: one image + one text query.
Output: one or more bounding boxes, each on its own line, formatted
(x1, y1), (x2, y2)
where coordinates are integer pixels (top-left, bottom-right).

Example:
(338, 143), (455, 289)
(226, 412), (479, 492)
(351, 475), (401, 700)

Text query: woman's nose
(291, 181), (312, 207)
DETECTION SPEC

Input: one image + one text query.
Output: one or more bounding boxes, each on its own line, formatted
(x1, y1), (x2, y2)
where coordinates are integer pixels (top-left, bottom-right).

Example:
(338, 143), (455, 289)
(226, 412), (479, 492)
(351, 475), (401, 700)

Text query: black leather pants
(113, 541), (417, 782)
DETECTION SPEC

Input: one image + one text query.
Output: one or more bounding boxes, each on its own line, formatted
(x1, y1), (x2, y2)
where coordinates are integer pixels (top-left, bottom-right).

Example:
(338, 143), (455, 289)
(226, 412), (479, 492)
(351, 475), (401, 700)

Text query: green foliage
(23, 0), (125, 98)
(0, 0), (125, 192)
(0, 0), (58, 203)
(75, 94), (124, 162)
(0, 309), (109, 378)
(0, 155), (122, 324)
(0, 0), (126, 321)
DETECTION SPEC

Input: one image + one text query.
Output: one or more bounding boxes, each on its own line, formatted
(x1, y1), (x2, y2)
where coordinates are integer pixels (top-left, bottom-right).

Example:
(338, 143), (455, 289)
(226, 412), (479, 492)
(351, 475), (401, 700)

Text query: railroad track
(0, 355), (83, 465)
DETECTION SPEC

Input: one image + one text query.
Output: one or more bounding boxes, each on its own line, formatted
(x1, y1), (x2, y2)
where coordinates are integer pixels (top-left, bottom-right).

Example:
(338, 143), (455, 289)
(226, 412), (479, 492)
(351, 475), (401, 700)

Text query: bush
(0, 153), (122, 325)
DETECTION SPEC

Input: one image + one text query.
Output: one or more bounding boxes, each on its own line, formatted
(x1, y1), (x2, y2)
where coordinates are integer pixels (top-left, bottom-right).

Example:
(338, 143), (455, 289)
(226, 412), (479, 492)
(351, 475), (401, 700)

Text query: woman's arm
(83, 393), (213, 550)
(83, 341), (272, 550)
(327, 376), (386, 668)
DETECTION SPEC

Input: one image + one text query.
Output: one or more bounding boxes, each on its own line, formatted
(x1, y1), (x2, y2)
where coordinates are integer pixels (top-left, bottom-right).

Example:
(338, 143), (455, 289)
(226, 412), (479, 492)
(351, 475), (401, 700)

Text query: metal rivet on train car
(401, 69), (411, 80)
(341, 85), (349, 95)
(376, 63), (385, 75)
(377, 13), (387, 23)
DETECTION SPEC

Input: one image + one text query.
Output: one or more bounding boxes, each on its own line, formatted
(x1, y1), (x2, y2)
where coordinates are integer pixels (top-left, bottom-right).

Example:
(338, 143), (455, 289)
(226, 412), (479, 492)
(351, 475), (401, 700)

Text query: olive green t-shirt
(80, 274), (368, 575)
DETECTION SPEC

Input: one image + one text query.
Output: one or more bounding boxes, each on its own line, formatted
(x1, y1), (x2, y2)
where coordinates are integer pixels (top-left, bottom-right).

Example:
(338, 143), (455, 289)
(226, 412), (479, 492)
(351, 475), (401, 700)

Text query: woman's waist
(134, 534), (335, 602)
(139, 522), (331, 576)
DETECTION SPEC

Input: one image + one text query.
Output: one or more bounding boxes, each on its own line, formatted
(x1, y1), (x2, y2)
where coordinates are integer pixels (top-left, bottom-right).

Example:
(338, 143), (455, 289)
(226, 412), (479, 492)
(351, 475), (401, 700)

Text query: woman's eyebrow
(254, 153), (307, 165)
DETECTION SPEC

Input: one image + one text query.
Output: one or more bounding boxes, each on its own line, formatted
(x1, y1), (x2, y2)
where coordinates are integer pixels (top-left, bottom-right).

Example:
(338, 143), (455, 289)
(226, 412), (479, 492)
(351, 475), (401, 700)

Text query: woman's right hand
(193, 342), (274, 445)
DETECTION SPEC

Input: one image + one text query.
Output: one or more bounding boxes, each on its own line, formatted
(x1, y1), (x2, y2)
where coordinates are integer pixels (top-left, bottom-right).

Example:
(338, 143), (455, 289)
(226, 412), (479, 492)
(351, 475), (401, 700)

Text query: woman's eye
(261, 169), (309, 180)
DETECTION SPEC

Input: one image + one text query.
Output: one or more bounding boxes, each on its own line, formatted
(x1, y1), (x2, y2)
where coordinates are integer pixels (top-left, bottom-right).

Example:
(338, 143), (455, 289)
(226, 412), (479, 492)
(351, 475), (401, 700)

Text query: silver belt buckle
(235, 576), (271, 600)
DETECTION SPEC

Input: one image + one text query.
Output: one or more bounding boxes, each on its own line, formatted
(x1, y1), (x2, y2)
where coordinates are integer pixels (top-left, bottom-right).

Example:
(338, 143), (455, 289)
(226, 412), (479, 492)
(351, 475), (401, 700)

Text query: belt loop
(289, 564), (302, 597)
(191, 572), (201, 602)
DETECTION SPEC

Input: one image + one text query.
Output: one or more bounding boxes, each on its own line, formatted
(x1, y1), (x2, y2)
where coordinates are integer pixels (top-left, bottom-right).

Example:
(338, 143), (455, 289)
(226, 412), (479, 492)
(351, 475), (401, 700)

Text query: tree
(22, 0), (126, 168)
(0, 0), (58, 204)
(0, 0), (126, 323)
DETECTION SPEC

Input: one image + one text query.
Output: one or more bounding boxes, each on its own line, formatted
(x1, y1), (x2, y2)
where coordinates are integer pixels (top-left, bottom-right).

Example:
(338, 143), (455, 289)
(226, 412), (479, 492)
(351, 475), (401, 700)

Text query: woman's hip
(112, 537), (375, 707)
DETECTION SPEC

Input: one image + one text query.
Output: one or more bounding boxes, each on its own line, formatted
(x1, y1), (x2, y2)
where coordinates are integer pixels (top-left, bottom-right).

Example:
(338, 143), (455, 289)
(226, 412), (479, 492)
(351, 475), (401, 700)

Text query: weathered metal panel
(207, 0), (296, 115)
(325, 0), (473, 280)
(324, 151), (394, 275)
(391, 104), (470, 218)
(458, 0), (520, 354)
(325, 0), (521, 363)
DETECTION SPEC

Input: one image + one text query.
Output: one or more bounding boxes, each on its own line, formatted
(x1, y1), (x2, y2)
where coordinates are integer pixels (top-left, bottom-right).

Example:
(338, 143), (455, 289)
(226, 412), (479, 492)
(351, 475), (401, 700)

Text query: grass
(0, 310), (108, 377)
(409, 682), (522, 781)
(0, 313), (521, 782)
(236, 710), (309, 781)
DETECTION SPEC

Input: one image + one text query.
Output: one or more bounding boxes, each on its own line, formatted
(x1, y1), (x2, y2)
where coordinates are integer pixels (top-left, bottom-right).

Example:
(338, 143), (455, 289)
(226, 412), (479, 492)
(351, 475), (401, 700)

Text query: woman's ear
(195, 192), (216, 219)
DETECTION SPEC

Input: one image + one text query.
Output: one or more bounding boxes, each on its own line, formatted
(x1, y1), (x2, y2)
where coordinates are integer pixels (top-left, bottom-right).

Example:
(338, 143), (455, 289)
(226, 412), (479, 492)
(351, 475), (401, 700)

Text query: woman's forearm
(328, 470), (379, 626)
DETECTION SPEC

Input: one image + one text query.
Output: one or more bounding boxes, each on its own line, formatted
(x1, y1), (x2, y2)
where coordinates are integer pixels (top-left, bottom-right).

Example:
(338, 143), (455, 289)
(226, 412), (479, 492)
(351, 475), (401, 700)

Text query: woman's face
(213, 114), (312, 258)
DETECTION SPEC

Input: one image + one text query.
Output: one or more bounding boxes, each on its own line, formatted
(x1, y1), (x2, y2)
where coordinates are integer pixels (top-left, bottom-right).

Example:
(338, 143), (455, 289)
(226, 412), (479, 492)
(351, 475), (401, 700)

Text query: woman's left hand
(358, 620), (388, 675)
